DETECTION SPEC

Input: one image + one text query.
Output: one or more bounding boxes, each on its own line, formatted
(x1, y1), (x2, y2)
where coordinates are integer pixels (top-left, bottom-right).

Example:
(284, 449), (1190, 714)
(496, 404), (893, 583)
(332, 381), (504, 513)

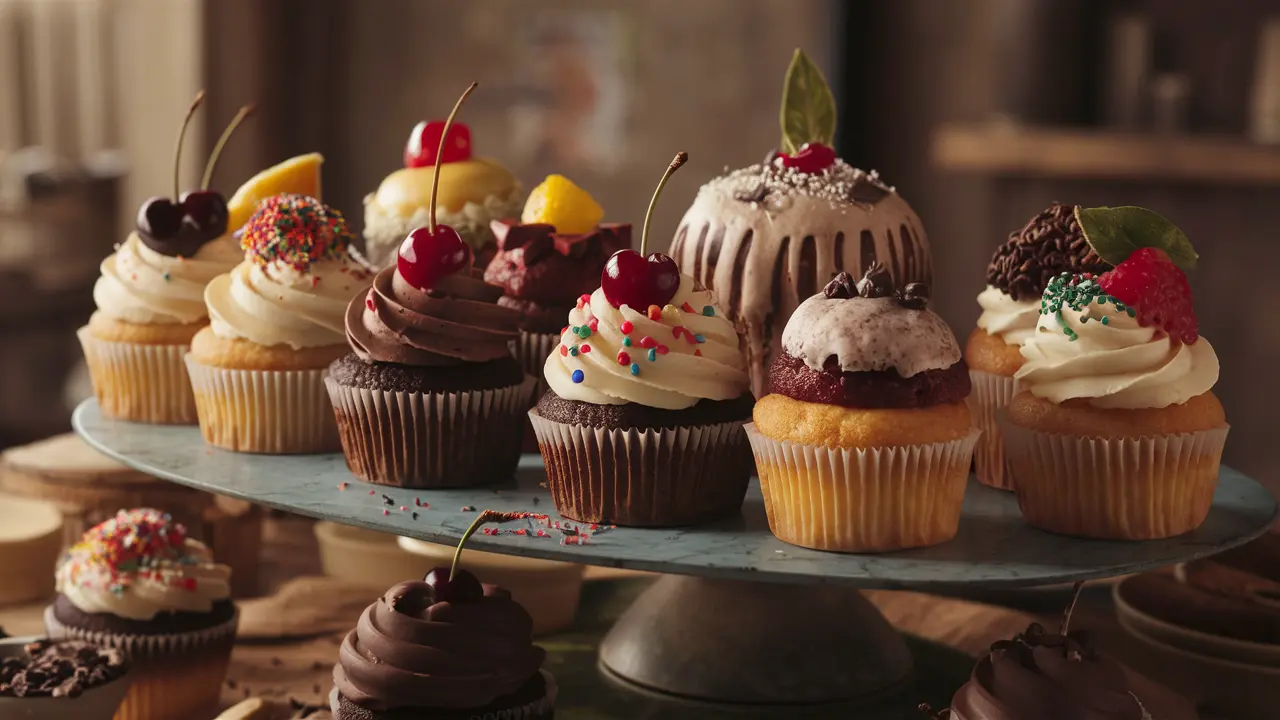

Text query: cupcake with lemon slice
(225, 152), (323, 234)
(485, 175), (630, 399)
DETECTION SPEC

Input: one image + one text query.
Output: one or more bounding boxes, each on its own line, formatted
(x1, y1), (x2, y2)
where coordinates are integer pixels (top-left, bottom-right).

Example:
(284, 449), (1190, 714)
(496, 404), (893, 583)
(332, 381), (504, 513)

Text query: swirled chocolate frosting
(346, 266), (521, 366)
(949, 624), (1195, 720)
(332, 580), (546, 711)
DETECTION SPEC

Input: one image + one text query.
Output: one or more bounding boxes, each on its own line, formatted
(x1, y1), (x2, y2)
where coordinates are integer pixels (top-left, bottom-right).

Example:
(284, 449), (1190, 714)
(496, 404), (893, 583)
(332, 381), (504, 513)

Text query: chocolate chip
(823, 272), (858, 299)
(0, 640), (128, 698)
(986, 203), (1111, 301)
(855, 262), (895, 298)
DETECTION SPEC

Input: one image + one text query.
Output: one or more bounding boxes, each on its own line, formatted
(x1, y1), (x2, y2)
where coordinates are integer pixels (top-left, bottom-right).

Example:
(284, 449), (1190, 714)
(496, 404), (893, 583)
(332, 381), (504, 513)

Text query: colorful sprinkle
(581, 344), (592, 353)
(630, 363), (640, 376)
(617, 351), (631, 365)
(647, 305), (662, 320)
(588, 318), (599, 332)
(400, 506), (407, 511)
(647, 348), (657, 361)
(569, 346), (579, 357)
(656, 344), (669, 355)
(461, 506), (476, 512)
(240, 194), (353, 272)
(162, 271), (171, 282)
(694, 334), (706, 343)
(412, 512), (419, 520)
(571, 369), (585, 383)
(365, 293), (375, 311)
(560, 345), (569, 357)
(695, 348), (703, 357)
(639, 336), (657, 349)
(620, 320), (634, 334)
(337, 482), (348, 490)
(681, 302), (696, 313)
(577, 326), (592, 339)
(702, 305), (715, 316)
(622, 336), (632, 347)
(382, 509), (389, 516)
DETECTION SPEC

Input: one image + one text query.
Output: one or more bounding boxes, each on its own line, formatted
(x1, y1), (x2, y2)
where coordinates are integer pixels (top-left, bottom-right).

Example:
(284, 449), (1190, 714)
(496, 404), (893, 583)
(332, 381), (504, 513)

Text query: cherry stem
(202, 104), (255, 191)
(1059, 580), (1085, 636)
(173, 91), (206, 201)
(429, 81), (478, 235)
(448, 509), (507, 582)
(640, 151), (688, 257)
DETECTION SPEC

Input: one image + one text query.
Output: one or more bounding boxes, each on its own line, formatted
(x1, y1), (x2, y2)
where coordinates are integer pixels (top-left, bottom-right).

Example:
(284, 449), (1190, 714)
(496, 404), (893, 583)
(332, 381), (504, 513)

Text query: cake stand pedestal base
(598, 574), (914, 707)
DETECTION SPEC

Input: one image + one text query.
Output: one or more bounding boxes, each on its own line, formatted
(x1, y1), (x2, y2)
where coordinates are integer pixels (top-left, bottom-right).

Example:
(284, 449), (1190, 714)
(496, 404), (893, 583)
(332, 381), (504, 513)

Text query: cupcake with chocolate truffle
(1003, 207), (1227, 540)
(43, 508), (237, 720)
(746, 264), (979, 552)
(530, 153), (755, 527)
(326, 85), (533, 488)
(967, 203), (1111, 490)
(485, 175), (630, 400)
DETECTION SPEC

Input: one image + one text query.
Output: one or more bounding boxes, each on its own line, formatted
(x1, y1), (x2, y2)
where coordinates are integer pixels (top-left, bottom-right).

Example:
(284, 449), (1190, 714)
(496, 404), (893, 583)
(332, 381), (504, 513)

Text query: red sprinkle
(365, 293), (375, 311)
(515, 528), (527, 535)
(617, 351), (631, 365)
(382, 509), (389, 516)
(581, 344), (592, 353)
(695, 348), (703, 357)
(647, 305), (663, 320)
(337, 482), (348, 490)
(588, 317), (599, 332)
(672, 326), (685, 339)
(414, 498), (420, 506)
(620, 320), (634, 334)
(184, 577), (197, 591)
(681, 302), (695, 313)
(399, 506), (407, 511)
(560, 345), (569, 357)
(368, 490), (375, 495)
(639, 336), (657, 349)
(656, 344), (669, 355)
(561, 325), (569, 335)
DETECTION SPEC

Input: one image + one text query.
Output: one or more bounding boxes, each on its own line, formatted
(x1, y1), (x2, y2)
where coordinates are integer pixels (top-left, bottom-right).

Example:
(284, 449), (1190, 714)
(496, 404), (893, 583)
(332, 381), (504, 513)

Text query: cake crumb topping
(710, 157), (895, 209)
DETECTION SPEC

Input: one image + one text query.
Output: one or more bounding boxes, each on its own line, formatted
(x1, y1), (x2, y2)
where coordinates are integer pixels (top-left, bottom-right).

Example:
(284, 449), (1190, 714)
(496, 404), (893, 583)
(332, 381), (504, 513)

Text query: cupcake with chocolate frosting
(967, 203), (1111, 490)
(330, 580), (554, 720)
(746, 264), (979, 552)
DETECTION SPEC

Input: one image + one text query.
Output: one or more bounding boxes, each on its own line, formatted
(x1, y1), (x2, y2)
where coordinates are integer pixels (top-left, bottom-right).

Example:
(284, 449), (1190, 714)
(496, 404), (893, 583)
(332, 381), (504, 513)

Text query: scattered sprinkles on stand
(240, 194), (354, 273)
(1040, 272), (1134, 341)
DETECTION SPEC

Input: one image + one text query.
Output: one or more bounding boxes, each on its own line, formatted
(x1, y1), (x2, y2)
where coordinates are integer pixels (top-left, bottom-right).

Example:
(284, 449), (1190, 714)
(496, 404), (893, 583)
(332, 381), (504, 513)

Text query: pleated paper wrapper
(185, 357), (337, 454)
(1001, 418), (1230, 540)
(45, 606), (237, 720)
(77, 327), (197, 424)
(514, 330), (559, 405)
(745, 423), (980, 553)
(330, 670), (558, 720)
(529, 410), (752, 527)
(968, 369), (1020, 491)
(326, 376), (534, 488)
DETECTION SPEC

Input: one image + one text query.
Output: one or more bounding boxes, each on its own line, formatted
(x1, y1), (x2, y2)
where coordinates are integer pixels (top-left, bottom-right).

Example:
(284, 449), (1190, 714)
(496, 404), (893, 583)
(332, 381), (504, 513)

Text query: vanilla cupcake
(187, 194), (373, 453)
(967, 203), (1111, 490)
(1004, 209), (1226, 540)
(746, 265), (978, 552)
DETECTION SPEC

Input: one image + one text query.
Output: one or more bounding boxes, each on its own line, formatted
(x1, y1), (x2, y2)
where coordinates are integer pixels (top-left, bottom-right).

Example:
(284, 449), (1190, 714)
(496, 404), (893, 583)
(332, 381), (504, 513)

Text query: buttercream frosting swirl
(1015, 286), (1218, 409)
(543, 274), (749, 410)
(54, 508), (231, 621)
(976, 285), (1040, 346)
(347, 265), (521, 365)
(93, 232), (241, 325)
(333, 580), (545, 711)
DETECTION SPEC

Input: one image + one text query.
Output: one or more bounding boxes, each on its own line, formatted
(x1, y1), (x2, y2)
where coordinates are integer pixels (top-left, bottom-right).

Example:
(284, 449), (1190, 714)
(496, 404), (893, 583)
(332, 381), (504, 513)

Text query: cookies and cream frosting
(975, 285), (1040, 346)
(55, 508), (231, 621)
(93, 232), (241, 325)
(1016, 275), (1218, 409)
(543, 274), (749, 410)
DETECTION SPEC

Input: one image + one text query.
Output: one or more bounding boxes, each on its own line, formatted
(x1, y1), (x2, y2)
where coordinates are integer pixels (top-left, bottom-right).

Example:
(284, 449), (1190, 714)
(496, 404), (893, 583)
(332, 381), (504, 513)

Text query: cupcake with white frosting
(746, 264), (979, 552)
(966, 203), (1111, 490)
(44, 508), (237, 720)
(1003, 206), (1227, 540)
(186, 194), (373, 453)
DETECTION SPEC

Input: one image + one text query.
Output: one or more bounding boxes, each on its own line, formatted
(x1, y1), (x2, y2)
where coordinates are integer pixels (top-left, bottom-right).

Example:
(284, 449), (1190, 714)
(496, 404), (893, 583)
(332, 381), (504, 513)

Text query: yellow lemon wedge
(521, 174), (603, 234)
(226, 152), (324, 232)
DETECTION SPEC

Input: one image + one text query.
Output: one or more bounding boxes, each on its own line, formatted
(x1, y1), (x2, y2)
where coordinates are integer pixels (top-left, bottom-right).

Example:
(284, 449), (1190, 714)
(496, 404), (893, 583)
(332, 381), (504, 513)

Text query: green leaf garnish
(779, 49), (836, 154)
(1074, 205), (1199, 271)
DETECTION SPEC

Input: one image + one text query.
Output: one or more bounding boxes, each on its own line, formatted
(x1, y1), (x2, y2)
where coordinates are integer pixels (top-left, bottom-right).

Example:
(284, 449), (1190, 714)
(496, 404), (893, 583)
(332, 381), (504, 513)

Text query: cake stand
(73, 400), (1276, 713)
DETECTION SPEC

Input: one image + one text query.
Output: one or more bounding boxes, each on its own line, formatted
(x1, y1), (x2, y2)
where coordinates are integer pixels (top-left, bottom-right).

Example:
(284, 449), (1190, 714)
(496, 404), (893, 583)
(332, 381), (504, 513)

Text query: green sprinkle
(647, 348), (657, 361)
(1101, 316), (1109, 325)
(569, 346), (579, 357)
(622, 337), (632, 347)
(702, 305), (715, 317)
(577, 326), (592, 339)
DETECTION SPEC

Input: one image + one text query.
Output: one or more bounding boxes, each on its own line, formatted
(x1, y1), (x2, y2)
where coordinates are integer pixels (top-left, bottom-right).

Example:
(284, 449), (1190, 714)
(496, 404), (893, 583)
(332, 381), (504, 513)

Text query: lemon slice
(226, 152), (324, 231)
(521, 174), (603, 234)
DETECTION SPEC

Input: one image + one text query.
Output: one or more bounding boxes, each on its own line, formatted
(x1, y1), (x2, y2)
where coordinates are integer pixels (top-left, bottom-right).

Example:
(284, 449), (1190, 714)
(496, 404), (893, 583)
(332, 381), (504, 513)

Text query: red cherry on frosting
(601, 249), (681, 310)
(404, 120), (473, 168)
(398, 225), (473, 290)
(422, 566), (483, 604)
(779, 142), (836, 174)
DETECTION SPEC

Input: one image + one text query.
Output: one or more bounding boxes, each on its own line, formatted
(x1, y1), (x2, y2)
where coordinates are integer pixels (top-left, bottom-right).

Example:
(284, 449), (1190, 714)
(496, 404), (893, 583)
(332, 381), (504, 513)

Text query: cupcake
(187, 194), (374, 454)
(484, 174), (630, 403)
(530, 152), (755, 527)
(671, 49), (931, 398)
(79, 94), (252, 424)
(330, 511), (556, 720)
(362, 101), (521, 270)
(968, 203), (1111, 490)
(327, 84), (533, 488)
(746, 264), (978, 552)
(1003, 207), (1226, 540)
(43, 508), (238, 720)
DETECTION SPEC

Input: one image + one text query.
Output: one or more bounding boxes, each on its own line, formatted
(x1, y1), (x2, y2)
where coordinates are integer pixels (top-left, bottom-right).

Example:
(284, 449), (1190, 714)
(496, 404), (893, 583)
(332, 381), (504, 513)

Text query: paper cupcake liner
(44, 607), (238, 720)
(330, 669), (557, 719)
(326, 376), (535, 488)
(77, 327), (197, 424)
(1001, 419), (1231, 540)
(513, 331), (559, 406)
(529, 410), (752, 527)
(185, 357), (337, 454)
(745, 424), (981, 553)
(968, 369), (1020, 491)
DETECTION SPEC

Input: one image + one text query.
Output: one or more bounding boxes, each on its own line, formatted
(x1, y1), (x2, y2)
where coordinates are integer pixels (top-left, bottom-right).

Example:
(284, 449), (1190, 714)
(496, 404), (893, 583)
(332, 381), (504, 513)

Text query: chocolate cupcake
(746, 265), (978, 552)
(330, 580), (555, 720)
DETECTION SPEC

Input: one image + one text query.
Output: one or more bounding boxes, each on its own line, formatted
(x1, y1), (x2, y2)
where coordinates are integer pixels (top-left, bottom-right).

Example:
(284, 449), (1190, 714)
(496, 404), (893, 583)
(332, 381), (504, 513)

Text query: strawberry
(1096, 247), (1198, 344)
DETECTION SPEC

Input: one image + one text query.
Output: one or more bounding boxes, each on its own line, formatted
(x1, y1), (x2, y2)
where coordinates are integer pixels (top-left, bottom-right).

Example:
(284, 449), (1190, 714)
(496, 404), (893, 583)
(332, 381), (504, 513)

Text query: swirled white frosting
(782, 293), (961, 377)
(975, 285), (1040, 345)
(543, 274), (749, 410)
(92, 232), (241, 324)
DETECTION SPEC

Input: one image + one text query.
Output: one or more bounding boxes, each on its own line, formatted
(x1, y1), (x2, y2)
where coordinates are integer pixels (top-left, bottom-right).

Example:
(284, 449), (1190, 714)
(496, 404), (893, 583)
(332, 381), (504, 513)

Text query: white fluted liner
(1001, 418), (1230, 540)
(745, 424), (980, 553)
(185, 357), (336, 454)
(513, 330), (559, 405)
(968, 369), (1020, 491)
(326, 376), (534, 488)
(77, 327), (197, 424)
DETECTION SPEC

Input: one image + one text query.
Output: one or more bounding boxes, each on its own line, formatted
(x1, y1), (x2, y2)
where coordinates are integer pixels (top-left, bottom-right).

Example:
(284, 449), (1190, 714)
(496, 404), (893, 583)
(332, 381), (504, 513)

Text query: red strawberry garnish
(1097, 247), (1198, 344)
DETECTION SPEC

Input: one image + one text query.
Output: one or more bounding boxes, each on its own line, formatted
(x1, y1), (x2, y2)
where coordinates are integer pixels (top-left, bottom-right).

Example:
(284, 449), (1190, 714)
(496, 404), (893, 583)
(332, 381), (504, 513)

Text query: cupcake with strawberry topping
(529, 153), (754, 527)
(1003, 206), (1227, 540)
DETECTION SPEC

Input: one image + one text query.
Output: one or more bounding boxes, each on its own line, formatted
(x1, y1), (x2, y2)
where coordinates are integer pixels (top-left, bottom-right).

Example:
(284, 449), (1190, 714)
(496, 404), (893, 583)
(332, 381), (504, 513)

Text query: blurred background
(1, 0), (1278, 499)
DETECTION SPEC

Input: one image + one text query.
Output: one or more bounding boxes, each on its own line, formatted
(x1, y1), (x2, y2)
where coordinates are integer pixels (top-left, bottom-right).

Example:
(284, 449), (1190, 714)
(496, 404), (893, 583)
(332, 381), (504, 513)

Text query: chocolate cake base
(768, 351), (971, 409)
(333, 671), (552, 720)
(328, 354), (526, 394)
(52, 594), (236, 636)
(535, 389), (753, 431)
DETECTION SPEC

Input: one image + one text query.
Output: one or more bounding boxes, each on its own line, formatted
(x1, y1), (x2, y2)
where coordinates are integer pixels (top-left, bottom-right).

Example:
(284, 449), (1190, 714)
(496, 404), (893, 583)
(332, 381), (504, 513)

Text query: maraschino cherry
(421, 510), (534, 604)
(404, 119), (473, 168)
(601, 151), (688, 309)
(778, 142), (836, 174)
(398, 83), (478, 290)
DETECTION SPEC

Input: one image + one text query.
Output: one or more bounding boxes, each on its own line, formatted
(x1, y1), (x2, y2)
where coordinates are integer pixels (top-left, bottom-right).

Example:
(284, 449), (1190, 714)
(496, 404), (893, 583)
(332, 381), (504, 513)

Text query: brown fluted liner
(326, 376), (534, 488)
(77, 328), (197, 424)
(185, 358), (338, 454)
(513, 331), (559, 406)
(329, 670), (558, 719)
(968, 369), (1020, 491)
(529, 410), (751, 527)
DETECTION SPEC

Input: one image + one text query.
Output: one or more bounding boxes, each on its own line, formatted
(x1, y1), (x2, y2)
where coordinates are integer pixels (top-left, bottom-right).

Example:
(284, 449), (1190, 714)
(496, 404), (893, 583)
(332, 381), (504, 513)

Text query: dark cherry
(404, 120), (473, 168)
(422, 566), (483, 603)
(179, 190), (229, 236)
(398, 224), (473, 290)
(136, 196), (184, 239)
(136, 191), (228, 257)
(780, 142), (836, 174)
(601, 249), (680, 310)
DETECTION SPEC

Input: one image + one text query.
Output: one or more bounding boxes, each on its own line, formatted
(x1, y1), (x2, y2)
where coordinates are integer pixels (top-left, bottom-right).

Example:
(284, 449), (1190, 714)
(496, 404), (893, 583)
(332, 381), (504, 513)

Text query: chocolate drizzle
(988, 203), (1112, 302)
